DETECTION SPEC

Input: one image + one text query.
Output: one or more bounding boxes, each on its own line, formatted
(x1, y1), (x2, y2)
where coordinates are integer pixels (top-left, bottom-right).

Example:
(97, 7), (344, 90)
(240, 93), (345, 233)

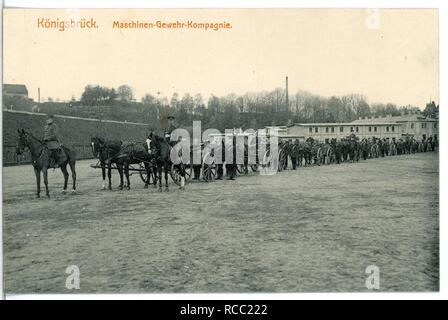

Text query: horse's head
(91, 137), (104, 157)
(145, 135), (153, 155)
(16, 129), (29, 155)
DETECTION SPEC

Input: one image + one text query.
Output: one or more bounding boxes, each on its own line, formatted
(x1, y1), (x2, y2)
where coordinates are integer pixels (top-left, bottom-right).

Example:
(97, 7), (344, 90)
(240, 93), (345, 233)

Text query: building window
(392, 126), (395, 132)
(369, 126), (372, 132)
(356, 127), (359, 132)
(340, 126), (344, 133)
(374, 127), (377, 132)
(411, 123), (414, 129)
(331, 127), (335, 133)
(309, 127), (312, 133)
(315, 127), (318, 133)
(325, 138), (329, 144)
(422, 123), (426, 129)
(434, 123), (437, 129)
(326, 127), (329, 133)
(350, 127), (354, 132)
(386, 126), (389, 132)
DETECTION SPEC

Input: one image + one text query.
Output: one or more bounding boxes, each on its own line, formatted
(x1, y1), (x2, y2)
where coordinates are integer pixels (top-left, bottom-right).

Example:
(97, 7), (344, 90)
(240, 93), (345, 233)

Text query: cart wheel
(237, 164), (248, 175)
(139, 163), (155, 184)
(184, 165), (193, 181)
(262, 148), (278, 173)
(202, 152), (216, 182)
(250, 164), (258, 172)
(326, 148), (334, 165)
(170, 163), (187, 186)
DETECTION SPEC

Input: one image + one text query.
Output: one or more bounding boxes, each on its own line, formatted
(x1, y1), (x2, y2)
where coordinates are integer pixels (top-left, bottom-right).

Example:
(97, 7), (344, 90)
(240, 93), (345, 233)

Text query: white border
(1, 0), (446, 300)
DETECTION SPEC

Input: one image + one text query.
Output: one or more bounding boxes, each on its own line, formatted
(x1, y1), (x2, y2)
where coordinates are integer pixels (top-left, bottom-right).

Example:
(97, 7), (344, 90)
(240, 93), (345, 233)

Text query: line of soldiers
(279, 134), (438, 169)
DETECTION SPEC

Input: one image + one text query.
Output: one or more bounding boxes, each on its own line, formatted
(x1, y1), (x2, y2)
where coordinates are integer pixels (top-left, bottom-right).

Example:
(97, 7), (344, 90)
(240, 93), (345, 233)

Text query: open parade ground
(3, 152), (439, 293)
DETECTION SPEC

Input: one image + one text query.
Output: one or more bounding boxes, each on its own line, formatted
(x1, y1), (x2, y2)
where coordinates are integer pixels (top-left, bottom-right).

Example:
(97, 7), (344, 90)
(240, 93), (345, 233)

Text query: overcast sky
(3, 8), (438, 107)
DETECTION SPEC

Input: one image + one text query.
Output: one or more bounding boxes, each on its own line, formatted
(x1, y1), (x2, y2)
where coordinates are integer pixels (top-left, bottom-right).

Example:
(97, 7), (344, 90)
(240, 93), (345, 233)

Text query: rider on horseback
(43, 114), (65, 168)
(164, 115), (177, 145)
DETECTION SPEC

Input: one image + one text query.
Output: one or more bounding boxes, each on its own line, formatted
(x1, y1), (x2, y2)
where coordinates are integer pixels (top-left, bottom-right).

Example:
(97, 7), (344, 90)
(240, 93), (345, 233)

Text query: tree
(80, 85), (117, 106)
(142, 93), (156, 106)
(170, 93), (179, 109)
(117, 85), (134, 101)
(180, 93), (194, 113)
(423, 101), (438, 118)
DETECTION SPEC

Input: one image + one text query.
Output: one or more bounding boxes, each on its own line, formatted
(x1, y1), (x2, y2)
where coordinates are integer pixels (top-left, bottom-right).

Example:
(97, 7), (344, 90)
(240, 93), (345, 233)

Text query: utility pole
(38, 87), (41, 104)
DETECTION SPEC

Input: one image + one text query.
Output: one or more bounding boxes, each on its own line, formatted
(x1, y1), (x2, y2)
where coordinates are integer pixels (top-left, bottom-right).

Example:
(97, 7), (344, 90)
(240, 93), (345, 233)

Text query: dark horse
(16, 129), (77, 198)
(147, 132), (186, 191)
(91, 137), (156, 190)
(119, 140), (156, 190)
(91, 137), (124, 190)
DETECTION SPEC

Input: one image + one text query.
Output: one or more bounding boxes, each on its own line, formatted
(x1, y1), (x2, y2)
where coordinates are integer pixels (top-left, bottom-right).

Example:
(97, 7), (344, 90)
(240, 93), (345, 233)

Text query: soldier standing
(216, 137), (226, 180)
(225, 134), (237, 180)
(291, 139), (299, 170)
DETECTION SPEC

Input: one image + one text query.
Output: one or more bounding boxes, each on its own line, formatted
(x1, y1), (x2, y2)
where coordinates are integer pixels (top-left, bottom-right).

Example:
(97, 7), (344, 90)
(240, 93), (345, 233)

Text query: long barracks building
(262, 113), (438, 143)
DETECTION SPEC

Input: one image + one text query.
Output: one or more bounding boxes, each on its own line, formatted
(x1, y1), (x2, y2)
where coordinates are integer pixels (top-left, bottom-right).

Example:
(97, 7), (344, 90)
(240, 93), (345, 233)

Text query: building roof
(293, 122), (399, 127)
(3, 84), (28, 95)
(352, 114), (437, 124)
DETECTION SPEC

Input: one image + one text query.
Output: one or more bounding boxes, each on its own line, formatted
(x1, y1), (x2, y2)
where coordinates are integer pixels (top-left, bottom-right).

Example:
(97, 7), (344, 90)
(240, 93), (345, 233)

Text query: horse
(147, 132), (186, 191)
(91, 136), (125, 190)
(16, 129), (77, 198)
(118, 140), (156, 190)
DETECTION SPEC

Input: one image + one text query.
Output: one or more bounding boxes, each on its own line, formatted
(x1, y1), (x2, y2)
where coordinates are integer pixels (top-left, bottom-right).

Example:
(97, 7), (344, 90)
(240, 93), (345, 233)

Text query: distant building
(3, 84), (29, 99)
(352, 113), (438, 141)
(259, 126), (288, 137)
(268, 111), (438, 142)
(287, 122), (400, 143)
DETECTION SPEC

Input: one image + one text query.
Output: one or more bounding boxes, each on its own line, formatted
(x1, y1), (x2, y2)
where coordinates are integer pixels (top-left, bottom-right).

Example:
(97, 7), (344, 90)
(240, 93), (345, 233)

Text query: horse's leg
(69, 160), (77, 192)
(124, 162), (131, 190)
(164, 165), (169, 192)
(61, 164), (69, 194)
(158, 165), (163, 192)
(42, 167), (50, 198)
(107, 163), (113, 190)
(101, 162), (106, 190)
(143, 163), (150, 189)
(179, 165), (186, 190)
(117, 163), (124, 190)
(152, 165), (157, 188)
(34, 167), (41, 198)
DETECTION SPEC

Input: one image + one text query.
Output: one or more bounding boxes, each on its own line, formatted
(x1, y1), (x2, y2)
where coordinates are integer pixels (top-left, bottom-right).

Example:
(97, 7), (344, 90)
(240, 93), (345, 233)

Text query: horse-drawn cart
(90, 160), (192, 187)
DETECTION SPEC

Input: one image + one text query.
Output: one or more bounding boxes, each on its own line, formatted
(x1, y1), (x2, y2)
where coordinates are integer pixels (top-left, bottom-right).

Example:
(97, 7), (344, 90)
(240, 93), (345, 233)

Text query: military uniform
(291, 140), (300, 170)
(225, 136), (237, 180)
(165, 124), (177, 144)
(43, 117), (65, 167)
(217, 139), (226, 180)
(43, 121), (61, 149)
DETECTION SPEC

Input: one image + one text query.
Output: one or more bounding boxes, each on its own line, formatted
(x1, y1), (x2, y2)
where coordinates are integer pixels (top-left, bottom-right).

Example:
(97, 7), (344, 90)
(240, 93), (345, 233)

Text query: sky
(3, 8), (439, 108)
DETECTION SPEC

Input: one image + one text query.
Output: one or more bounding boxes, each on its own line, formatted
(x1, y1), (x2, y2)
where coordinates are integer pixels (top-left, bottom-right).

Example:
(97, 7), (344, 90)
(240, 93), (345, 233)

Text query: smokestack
(285, 76), (289, 112)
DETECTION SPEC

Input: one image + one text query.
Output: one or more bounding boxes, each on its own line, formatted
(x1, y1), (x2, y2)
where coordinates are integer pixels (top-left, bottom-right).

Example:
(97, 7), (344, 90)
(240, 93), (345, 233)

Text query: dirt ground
(2, 152), (439, 293)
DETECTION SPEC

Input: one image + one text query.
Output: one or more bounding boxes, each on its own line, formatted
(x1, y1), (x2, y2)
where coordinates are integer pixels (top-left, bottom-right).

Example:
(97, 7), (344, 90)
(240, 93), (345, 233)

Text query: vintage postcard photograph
(2, 8), (439, 295)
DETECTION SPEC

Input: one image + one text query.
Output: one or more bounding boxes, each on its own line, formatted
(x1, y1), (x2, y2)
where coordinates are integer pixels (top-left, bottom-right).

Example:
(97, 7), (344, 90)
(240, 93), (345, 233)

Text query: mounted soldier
(43, 114), (67, 168)
(164, 115), (177, 145)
